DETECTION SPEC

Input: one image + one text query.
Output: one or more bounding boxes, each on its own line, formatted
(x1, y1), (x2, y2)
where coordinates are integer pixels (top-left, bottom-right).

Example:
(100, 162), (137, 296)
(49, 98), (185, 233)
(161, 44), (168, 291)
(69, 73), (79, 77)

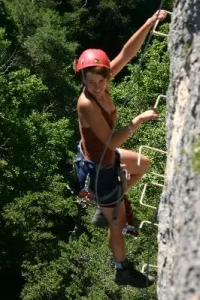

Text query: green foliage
(3, 177), (77, 262)
(0, 27), (10, 49)
(62, 0), (144, 60)
(0, 26), (14, 74)
(0, 32), (76, 298)
(0, 68), (74, 200)
(3, 0), (79, 122)
(20, 231), (155, 300)
(1, 69), (48, 115)
(192, 141), (200, 173)
(0, 1), (19, 50)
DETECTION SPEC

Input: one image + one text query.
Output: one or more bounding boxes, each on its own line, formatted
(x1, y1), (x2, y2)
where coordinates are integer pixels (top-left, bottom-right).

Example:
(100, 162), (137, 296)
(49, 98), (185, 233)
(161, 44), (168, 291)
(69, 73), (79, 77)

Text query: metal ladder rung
(137, 145), (167, 167)
(152, 11), (172, 38)
(139, 220), (158, 230)
(151, 172), (165, 178)
(140, 182), (164, 209)
(141, 263), (158, 273)
(154, 94), (167, 109)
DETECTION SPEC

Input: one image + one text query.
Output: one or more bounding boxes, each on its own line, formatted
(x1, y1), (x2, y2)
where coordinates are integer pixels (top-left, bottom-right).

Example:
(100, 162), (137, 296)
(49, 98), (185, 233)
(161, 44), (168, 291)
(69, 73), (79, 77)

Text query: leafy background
(0, 0), (174, 299)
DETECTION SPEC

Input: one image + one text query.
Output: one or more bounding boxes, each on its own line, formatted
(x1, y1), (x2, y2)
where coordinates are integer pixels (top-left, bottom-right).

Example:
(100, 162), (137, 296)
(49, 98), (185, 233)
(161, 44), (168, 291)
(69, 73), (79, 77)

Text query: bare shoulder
(77, 92), (99, 115)
(78, 92), (92, 109)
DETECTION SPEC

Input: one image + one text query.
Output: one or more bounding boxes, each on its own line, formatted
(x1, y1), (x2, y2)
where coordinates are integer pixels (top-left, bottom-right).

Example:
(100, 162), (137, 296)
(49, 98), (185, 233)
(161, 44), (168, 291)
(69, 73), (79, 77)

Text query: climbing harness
(74, 142), (140, 234)
(74, 141), (125, 206)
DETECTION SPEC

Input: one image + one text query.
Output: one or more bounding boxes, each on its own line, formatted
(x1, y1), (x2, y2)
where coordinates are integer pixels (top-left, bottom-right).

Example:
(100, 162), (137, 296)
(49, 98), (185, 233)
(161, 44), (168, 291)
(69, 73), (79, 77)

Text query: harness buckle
(120, 164), (130, 180)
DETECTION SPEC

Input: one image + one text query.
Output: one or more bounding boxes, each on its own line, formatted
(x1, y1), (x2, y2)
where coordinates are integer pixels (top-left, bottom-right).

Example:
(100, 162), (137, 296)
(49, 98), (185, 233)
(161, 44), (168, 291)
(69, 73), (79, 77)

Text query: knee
(108, 211), (126, 230)
(108, 223), (125, 235)
(141, 156), (151, 172)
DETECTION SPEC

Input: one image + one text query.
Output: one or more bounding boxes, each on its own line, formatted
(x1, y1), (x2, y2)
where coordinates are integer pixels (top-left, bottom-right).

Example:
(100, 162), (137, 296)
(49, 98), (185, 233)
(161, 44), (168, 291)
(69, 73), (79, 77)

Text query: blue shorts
(74, 142), (126, 207)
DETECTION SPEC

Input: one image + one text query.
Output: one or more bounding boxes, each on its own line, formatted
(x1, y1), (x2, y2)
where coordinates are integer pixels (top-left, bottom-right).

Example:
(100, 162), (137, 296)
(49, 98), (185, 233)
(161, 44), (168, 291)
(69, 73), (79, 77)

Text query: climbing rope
(92, 0), (170, 297)
(95, 0), (167, 213)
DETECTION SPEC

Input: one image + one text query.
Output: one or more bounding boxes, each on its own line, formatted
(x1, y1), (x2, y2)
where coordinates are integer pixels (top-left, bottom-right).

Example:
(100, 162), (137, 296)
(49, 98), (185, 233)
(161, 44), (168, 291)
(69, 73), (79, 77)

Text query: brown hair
(81, 66), (111, 80)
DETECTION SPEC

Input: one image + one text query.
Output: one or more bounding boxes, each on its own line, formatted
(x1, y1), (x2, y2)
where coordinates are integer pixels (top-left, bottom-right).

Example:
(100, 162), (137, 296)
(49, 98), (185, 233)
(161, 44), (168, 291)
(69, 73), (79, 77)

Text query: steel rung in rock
(139, 220), (158, 230)
(154, 94), (167, 109)
(151, 172), (165, 178)
(152, 11), (172, 38)
(141, 263), (158, 274)
(137, 145), (167, 167)
(140, 182), (164, 210)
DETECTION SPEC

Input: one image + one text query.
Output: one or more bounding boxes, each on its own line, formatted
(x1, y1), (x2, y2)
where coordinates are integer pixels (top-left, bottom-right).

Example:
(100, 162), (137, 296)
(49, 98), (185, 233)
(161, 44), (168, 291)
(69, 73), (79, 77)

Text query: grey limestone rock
(158, 1), (200, 299)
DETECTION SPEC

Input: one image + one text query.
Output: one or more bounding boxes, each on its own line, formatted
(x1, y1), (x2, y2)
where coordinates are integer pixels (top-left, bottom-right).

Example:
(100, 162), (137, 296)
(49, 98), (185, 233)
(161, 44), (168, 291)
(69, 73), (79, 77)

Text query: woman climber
(74, 9), (167, 288)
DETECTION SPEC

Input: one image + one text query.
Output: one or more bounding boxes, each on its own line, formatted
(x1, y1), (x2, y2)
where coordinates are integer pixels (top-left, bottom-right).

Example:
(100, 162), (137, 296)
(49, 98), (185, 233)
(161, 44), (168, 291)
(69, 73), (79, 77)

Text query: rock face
(158, 1), (200, 300)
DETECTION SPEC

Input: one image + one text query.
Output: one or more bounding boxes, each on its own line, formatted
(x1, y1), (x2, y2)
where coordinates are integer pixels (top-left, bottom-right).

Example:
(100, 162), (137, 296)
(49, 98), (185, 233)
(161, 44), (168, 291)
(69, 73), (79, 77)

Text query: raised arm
(110, 10), (168, 77)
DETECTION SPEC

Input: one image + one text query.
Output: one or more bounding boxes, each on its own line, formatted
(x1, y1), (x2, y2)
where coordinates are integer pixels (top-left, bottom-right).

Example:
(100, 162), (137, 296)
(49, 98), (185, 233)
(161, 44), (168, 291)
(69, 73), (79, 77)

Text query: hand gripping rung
(152, 11), (172, 38)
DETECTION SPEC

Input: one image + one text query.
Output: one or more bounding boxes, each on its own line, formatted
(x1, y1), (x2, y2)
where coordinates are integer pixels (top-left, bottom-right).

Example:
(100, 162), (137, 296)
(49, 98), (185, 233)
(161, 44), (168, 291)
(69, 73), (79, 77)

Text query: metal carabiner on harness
(79, 173), (95, 201)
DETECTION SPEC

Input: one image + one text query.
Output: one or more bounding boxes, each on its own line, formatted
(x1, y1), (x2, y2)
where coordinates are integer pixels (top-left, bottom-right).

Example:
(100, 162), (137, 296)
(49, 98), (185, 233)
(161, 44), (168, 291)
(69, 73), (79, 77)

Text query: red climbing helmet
(76, 49), (110, 71)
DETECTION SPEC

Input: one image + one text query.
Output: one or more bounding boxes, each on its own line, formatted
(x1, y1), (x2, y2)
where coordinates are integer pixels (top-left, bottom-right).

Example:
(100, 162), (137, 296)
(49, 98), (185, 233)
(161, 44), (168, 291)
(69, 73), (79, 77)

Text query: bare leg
(96, 150), (154, 287)
(97, 150), (150, 260)
(118, 148), (150, 190)
(100, 200), (126, 261)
